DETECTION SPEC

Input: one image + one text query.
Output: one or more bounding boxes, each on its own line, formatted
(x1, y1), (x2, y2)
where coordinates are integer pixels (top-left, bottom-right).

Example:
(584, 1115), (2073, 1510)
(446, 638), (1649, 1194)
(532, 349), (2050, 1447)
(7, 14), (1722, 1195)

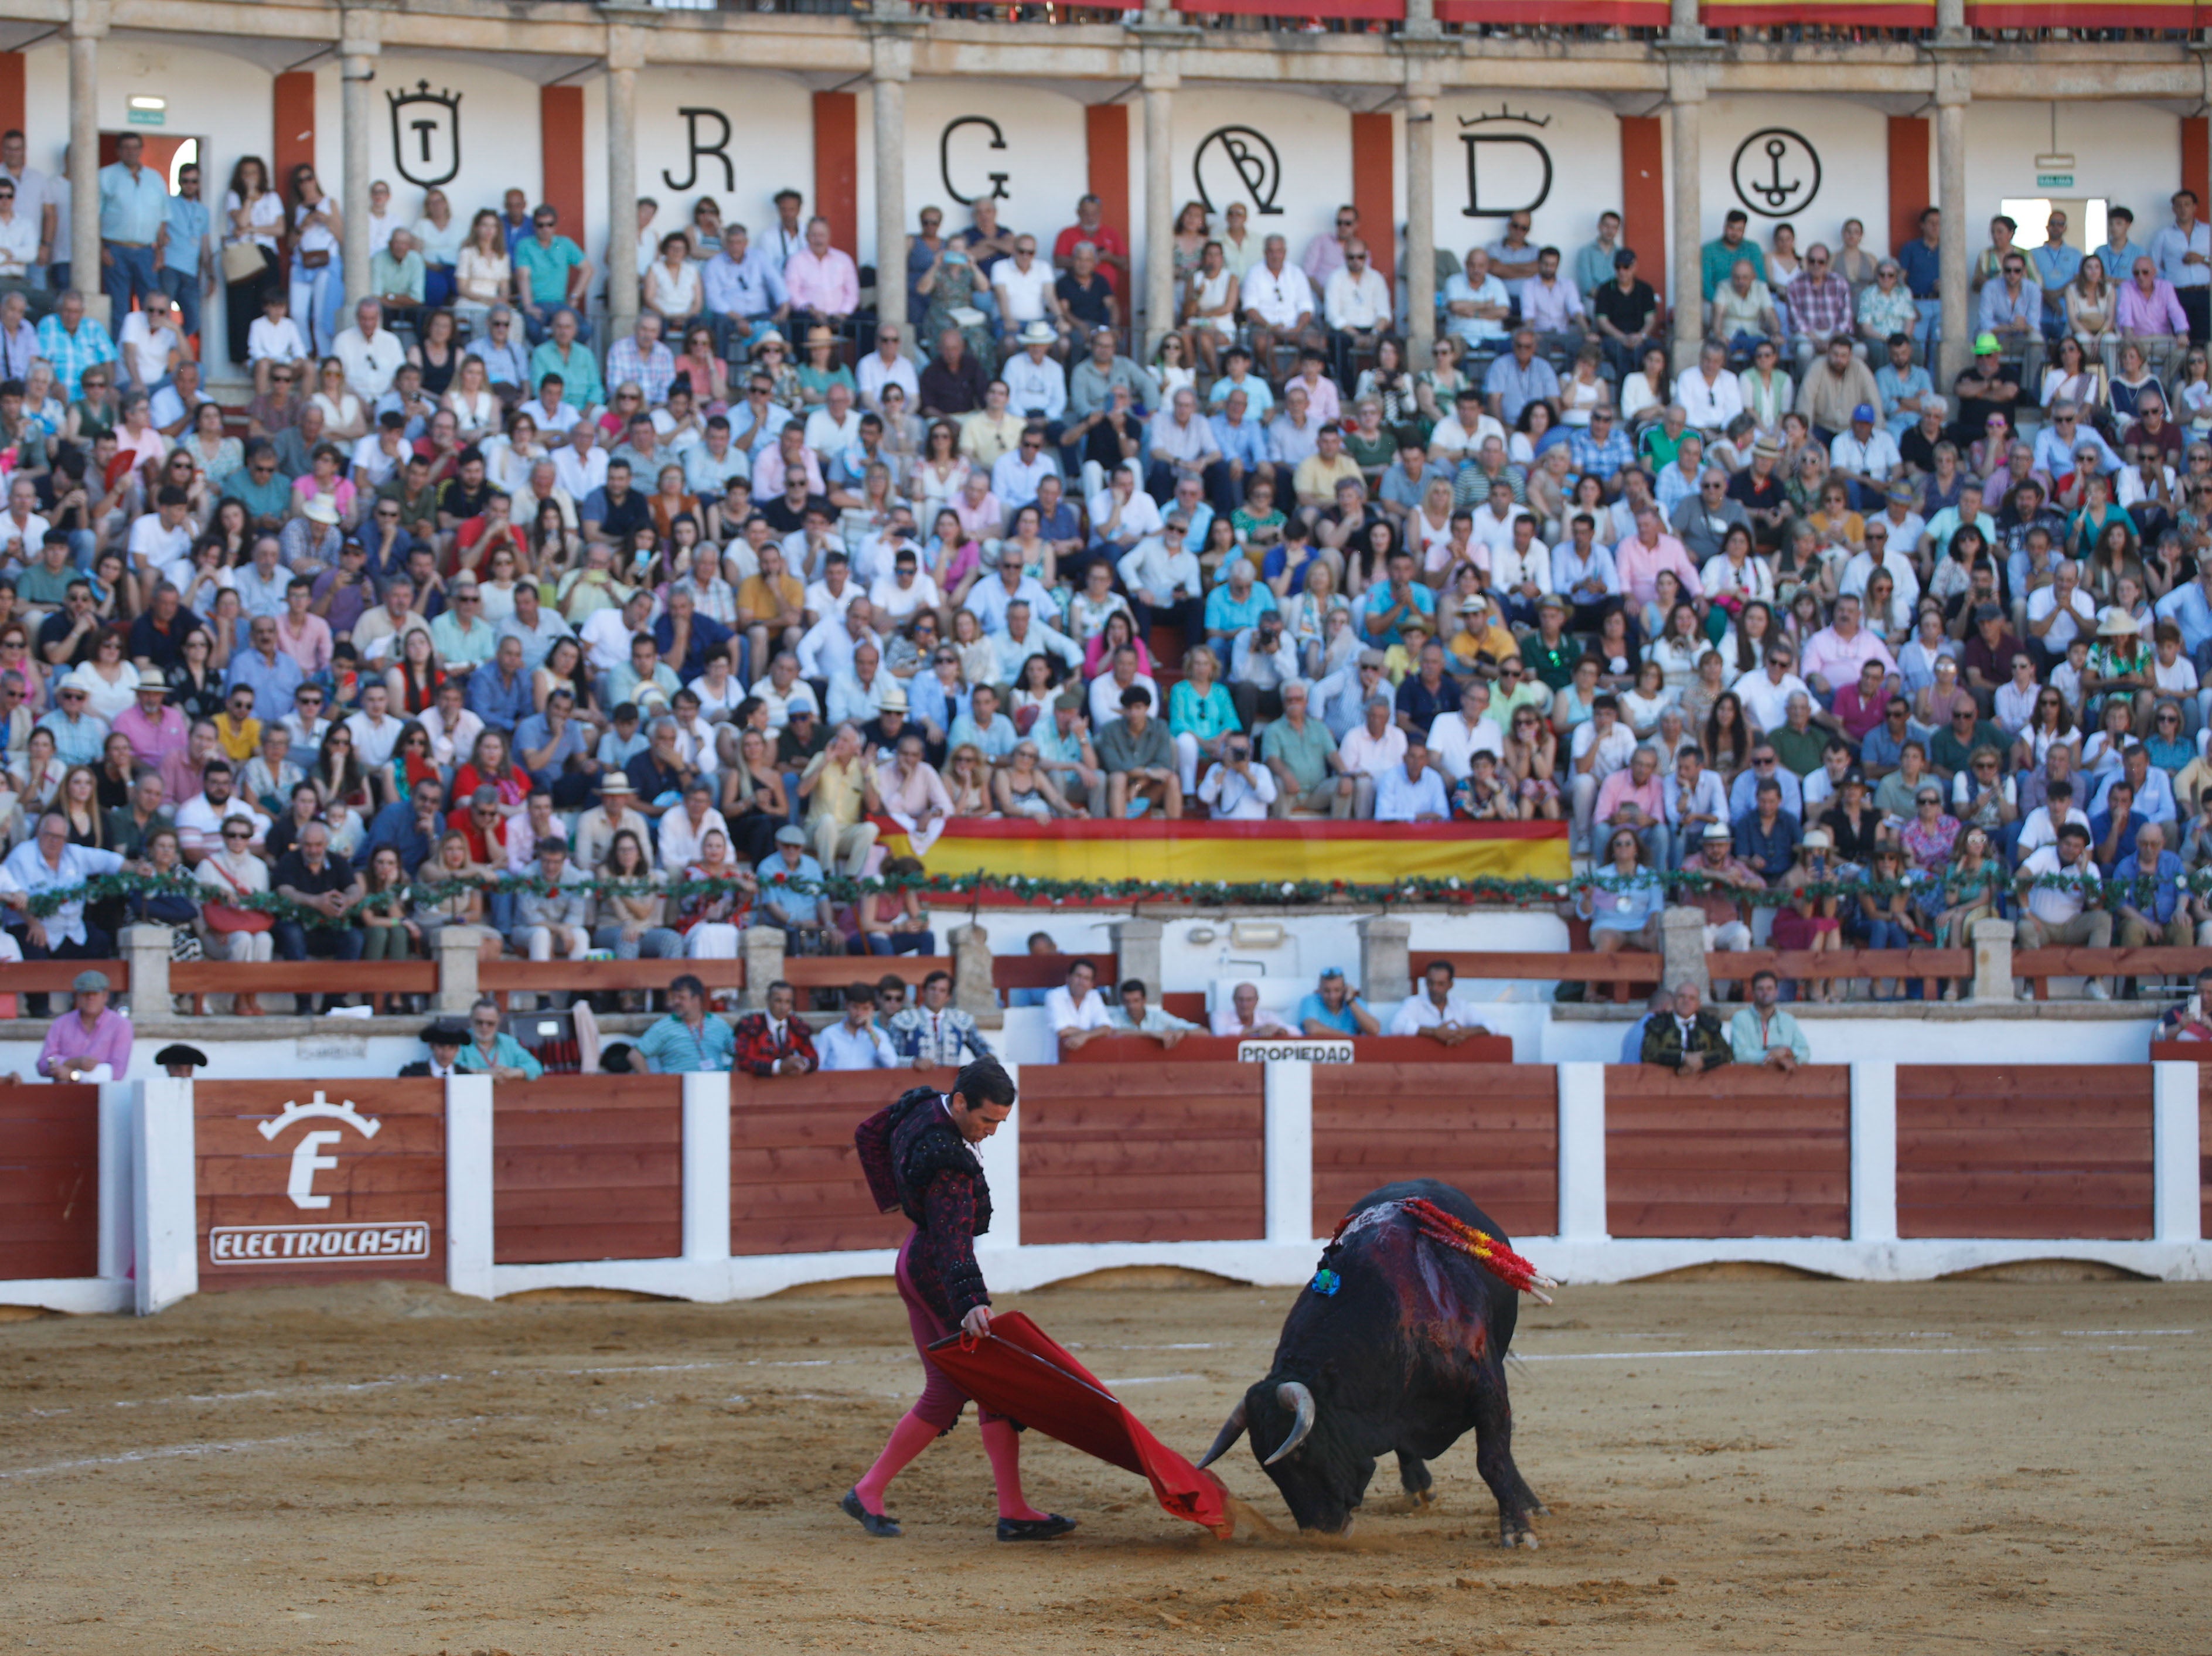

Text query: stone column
(121, 924), (172, 1018)
(1355, 915), (1412, 1006)
(1404, 92), (1437, 364)
(1109, 916), (1165, 999)
(1935, 69), (1972, 388)
(67, 3), (103, 319)
(434, 927), (480, 1013)
(1657, 905), (1710, 1001)
(1143, 80), (1176, 359)
(1666, 73), (1706, 373)
(741, 926), (786, 1013)
(949, 921), (1001, 1027)
(338, 11), (381, 326)
(1970, 916), (2015, 1003)
(604, 53), (642, 342)
(870, 28), (913, 339)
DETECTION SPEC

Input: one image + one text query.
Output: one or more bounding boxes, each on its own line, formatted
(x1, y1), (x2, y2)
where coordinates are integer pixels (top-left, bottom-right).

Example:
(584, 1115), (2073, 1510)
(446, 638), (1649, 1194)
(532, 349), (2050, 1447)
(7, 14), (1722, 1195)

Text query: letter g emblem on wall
(941, 117), (1011, 207)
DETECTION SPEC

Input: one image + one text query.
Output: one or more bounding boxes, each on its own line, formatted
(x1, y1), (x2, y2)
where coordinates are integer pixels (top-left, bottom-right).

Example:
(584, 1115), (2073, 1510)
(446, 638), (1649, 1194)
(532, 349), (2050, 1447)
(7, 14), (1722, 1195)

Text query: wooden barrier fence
(1604, 1065), (1853, 1238)
(728, 1068), (950, 1256)
(193, 1078), (446, 1291)
(16, 1058), (2205, 1314)
(1895, 1064), (2156, 1241)
(1310, 1062), (1556, 1239)
(493, 1074), (684, 1265)
(0, 1083), (101, 1281)
(1018, 1064), (1266, 1245)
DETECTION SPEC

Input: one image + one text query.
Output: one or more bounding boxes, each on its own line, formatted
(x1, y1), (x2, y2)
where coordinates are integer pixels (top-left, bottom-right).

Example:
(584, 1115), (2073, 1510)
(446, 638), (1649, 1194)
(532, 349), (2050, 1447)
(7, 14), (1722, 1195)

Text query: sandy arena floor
(0, 1273), (2206, 1654)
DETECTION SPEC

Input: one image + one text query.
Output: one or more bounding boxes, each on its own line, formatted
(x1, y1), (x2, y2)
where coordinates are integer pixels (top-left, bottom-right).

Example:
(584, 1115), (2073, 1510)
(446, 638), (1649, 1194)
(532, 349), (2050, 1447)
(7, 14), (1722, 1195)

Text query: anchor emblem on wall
(1730, 128), (1821, 219)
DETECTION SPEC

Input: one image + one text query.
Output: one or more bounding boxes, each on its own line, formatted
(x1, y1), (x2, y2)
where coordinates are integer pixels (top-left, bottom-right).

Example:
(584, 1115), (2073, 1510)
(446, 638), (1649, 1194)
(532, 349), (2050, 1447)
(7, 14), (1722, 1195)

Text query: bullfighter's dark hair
(955, 1055), (1017, 1109)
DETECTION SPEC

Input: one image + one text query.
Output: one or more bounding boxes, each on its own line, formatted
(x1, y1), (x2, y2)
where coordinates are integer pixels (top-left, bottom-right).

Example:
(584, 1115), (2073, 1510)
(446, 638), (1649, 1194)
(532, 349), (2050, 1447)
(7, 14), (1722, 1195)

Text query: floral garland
(17, 861), (2190, 929)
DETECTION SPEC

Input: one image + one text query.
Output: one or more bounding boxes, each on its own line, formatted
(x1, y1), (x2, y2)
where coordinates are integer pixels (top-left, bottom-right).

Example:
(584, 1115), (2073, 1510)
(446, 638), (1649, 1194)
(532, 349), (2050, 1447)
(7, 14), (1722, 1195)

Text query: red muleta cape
(928, 1312), (1233, 1538)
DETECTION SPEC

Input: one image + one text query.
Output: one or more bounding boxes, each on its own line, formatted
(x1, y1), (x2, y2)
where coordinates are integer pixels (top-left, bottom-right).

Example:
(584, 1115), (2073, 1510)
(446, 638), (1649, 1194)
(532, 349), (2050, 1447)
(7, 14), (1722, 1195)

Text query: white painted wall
(1964, 100), (2180, 237)
(630, 67), (812, 272)
(903, 80), (1089, 256)
(1698, 95), (1890, 260)
(1156, 86), (1354, 291)
(360, 56), (543, 255)
(1430, 93), (1622, 267)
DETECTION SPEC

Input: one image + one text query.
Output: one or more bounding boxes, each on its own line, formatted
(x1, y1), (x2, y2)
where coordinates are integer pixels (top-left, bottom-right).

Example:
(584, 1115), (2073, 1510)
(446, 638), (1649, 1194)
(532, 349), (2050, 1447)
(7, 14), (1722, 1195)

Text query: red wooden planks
(1896, 1066), (2153, 1240)
(0, 1084), (100, 1280)
(1021, 1065), (1265, 1247)
(494, 1075), (683, 1264)
(1603, 1065), (1850, 1239)
(1311, 1064), (1557, 1239)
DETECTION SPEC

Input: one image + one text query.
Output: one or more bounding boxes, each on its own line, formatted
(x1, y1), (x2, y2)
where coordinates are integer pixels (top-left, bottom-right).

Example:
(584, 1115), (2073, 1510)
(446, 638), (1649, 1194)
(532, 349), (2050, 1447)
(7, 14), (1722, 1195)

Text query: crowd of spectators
(2, 141), (2211, 1007)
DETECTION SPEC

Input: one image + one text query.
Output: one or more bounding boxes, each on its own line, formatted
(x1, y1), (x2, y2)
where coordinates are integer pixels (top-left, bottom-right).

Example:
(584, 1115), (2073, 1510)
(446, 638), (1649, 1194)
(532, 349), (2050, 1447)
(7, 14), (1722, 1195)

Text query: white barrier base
(477, 1235), (2212, 1303)
(0, 1277), (133, 1314)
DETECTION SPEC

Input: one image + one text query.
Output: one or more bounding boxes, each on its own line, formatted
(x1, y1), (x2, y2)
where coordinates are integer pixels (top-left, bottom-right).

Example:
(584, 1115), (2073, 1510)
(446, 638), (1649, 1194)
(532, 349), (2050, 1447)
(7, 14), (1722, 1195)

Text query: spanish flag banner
(877, 819), (1571, 890)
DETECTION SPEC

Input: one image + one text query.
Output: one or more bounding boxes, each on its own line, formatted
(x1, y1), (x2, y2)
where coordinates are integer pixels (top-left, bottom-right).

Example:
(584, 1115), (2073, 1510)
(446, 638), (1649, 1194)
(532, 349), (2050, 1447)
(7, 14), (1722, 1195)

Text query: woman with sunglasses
(63, 366), (114, 448)
(286, 161), (343, 354)
(308, 355), (366, 442)
(1854, 844), (1925, 1000)
(311, 723), (372, 813)
(192, 809), (277, 1009)
(675, 324), (731, 414)
(1501, 704), (1561, 820)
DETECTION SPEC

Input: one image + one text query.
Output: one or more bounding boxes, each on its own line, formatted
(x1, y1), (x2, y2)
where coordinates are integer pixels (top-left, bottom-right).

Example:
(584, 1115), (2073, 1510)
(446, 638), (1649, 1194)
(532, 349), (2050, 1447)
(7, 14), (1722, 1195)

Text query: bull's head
(1198, 1377), (1367, 1533)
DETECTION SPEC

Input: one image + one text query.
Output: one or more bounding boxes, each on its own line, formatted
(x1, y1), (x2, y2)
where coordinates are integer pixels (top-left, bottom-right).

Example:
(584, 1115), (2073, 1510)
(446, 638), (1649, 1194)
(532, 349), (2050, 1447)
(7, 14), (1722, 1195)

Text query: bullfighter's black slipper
(996, 1513), (1077, 1541)
(841, 1487), (902, 1538)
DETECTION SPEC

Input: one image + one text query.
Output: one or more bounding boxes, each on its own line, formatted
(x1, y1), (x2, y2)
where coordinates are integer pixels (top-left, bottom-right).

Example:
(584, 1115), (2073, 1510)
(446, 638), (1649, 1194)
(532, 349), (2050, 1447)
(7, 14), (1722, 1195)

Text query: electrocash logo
(208, 1091), (430, 1266)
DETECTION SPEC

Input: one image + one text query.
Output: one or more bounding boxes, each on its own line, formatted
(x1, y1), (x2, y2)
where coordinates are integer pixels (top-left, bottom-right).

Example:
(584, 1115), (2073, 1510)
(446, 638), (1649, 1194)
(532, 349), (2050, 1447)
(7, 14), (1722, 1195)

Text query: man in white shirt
(1441, 247), (1511, 351)
(1321, 238), (1392, 386)
(2016, 824), (2112, 997)
(1003, 321), (1068, 421)
(116, 294), (181, 392)
(1427, 387), (1507, 467)
(990, 424), (1057, 510)
(991, 236), (1061, 343)
(581, 588), (656, 676)
(1567, 695), (1637, 851)
(749, 653), (821, 729)
(1197, 733), (1277, 820)
(816, 983), (899, 1071)
(1735, 642), (1815, 733)
(1676, 340), (1745, 435)
(1338, 695), (1408, 818)
(554, 415), (610, 500)
(1240, 235), (1319, 366)
(854, 323), (919, 412)
(1387, 959), (1492, 1043)
(174, 762), (274, 863)
(1209, 981), (1294, 1038)
(343, 683), (404, 771)
(333, 298), (406, 402)
(1827, 403), (1904, 509)
(868, 547), (943, 632)
(1044, 957), (1113, 1053)
(1427, 680), (1504, 781)
(801, 382), (863, 465)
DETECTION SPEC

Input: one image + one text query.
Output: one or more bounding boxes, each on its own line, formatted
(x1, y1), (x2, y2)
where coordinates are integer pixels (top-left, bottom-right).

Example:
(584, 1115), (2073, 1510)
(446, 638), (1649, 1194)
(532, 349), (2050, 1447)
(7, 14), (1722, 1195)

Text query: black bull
(1198, 1179), (1547, 1545)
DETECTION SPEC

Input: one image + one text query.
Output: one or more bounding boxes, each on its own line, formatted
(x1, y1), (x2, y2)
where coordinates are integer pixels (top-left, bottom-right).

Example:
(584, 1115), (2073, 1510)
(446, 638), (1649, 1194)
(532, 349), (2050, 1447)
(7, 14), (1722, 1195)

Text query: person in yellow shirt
(1292, 424), (1363, 512)
(213, 685), (264, 763)
(1381, 617), (1430, 686)
(1444, 594), (1519, 673)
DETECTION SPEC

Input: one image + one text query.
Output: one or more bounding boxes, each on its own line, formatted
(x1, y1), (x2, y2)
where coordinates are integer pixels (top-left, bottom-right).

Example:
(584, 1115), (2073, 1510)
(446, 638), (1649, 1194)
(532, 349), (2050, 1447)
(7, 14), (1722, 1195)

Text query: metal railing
(640, 0), (2203, 36)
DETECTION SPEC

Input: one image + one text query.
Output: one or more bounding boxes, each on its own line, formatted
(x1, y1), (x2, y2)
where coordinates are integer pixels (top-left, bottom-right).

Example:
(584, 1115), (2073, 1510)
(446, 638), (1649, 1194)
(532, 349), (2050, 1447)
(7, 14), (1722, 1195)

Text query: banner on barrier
(1236, 1040), (1355, 1063)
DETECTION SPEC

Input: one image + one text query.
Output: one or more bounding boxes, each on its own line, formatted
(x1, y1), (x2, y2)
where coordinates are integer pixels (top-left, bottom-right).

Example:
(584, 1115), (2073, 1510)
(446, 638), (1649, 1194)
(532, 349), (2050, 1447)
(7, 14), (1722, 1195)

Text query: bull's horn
(1263, 1381), (1317, 1466)
(1195, 1400), (1248, 1469)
